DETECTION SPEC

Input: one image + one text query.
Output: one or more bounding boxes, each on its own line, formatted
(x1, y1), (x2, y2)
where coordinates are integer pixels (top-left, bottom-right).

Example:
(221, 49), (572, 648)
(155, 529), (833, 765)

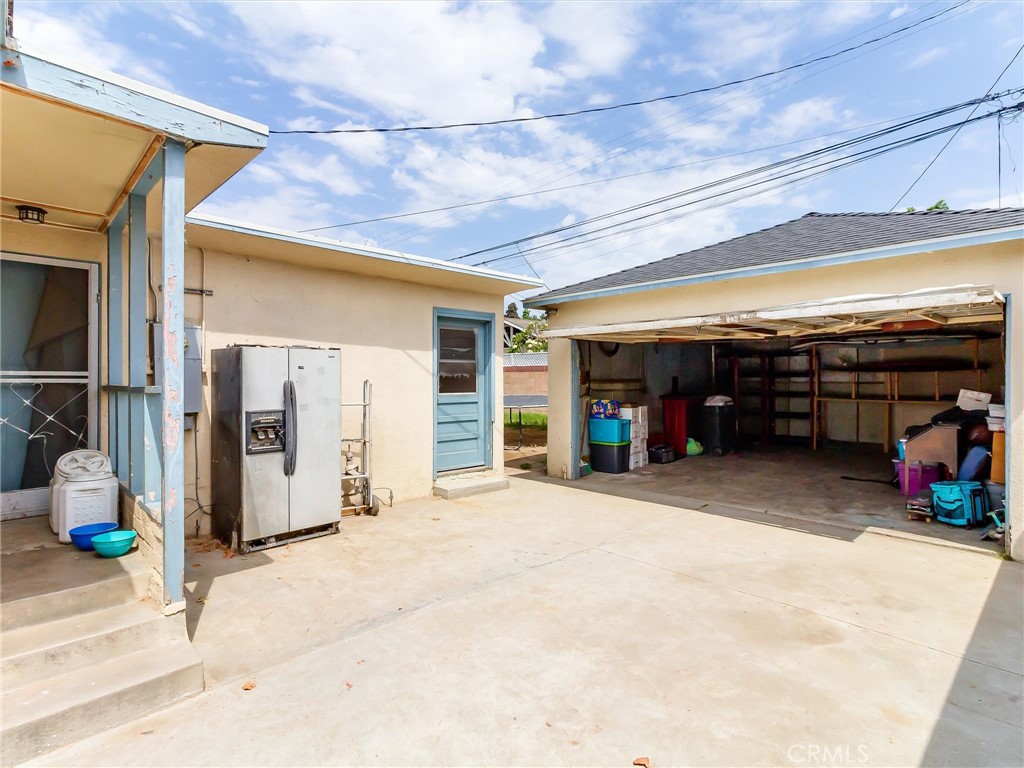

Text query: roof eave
(526, 224), (1023, 309)
(1, 40), (268, 148)
(185, 214), (544, 292)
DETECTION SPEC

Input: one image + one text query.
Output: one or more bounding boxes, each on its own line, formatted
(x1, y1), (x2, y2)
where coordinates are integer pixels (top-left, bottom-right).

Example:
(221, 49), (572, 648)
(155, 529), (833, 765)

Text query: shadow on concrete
(510, 460), (864, 543)
(183, 539), (271, 641)
(507, 446), (1002, 553)
(920, 559), (1024, 766)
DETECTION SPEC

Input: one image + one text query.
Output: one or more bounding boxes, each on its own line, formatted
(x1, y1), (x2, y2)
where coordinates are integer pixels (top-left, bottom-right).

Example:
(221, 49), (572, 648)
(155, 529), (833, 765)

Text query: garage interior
(567, 287), (1008, 550)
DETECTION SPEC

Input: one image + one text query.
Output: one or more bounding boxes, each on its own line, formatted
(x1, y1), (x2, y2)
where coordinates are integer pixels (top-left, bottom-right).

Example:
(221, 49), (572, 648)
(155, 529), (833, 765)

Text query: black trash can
(701, 403), (735, 456)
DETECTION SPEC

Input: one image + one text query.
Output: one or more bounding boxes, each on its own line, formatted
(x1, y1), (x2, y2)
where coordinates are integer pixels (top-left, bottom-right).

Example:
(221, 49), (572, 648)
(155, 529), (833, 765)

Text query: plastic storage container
(701, 403), (735, 456)
(590, 441), (630, 474)
(648, 445), (677, 463)
(49, 450), (118, 544)
(589, 417), (630, 443)
(893, 459), (945, 497)
(931, 480), (988, 527)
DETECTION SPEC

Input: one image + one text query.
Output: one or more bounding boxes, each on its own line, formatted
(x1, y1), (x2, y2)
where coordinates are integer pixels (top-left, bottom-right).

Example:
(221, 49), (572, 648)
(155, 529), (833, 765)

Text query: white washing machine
(49, 450), (119, 543)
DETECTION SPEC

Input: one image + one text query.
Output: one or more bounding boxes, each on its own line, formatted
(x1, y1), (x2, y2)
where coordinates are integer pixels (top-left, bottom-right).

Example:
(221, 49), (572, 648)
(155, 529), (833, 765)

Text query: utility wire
(519, 104), (1024, 268)
(298, 112), (949, 232)
(888, 42), (1024, 211)
(370, 0), (977, 248)
(269, 1), (969, 136)
(475, 107), (1020, 268)
(453, 93), (1014, 263)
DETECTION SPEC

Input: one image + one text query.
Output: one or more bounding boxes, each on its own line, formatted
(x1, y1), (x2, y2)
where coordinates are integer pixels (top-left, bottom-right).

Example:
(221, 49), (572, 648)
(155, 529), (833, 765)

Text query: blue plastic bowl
(91, 530), (137, 558)
(68, 522), (119, 551)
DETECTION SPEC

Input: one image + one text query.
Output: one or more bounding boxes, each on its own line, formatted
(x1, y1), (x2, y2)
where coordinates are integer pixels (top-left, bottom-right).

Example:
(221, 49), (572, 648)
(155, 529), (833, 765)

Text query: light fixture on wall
(16, 205), (47, 225)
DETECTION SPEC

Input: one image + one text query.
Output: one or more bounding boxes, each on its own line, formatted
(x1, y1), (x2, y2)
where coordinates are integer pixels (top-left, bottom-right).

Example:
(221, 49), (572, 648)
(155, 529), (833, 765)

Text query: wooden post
(160, 140), (186, 609)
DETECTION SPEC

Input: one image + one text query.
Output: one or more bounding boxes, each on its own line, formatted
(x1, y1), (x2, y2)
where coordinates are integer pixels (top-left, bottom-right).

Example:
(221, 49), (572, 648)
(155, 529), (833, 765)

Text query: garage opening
(556, 286), (1008, 551)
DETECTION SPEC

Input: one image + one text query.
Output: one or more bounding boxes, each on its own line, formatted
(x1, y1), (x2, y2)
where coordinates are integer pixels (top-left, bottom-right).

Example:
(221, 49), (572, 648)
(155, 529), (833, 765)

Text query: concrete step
(1, 602), (179, 691)
(1, 548), (150, 631)
(0, 638), (204, 766)
(432, 475), (510, 499)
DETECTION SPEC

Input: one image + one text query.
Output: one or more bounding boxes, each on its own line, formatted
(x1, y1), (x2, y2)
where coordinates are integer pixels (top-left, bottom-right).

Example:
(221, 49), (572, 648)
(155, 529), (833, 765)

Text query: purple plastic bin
(893, 459), (945, 497)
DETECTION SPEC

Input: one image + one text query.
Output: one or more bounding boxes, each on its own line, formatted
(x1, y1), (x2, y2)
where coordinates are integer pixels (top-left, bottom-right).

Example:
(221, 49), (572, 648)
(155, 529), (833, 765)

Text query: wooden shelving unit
(724, 349), (812, 445)
(811, 338), (988, 450)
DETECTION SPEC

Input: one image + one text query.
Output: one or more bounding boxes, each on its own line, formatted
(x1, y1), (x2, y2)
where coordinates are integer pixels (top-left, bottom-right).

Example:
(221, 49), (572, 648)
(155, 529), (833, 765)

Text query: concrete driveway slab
(27, 478), (1023, 768)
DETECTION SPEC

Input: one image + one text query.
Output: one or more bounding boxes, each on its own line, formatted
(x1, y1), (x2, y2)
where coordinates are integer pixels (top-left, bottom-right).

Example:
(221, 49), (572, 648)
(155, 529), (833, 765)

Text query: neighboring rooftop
(527, 209), (1024, 306)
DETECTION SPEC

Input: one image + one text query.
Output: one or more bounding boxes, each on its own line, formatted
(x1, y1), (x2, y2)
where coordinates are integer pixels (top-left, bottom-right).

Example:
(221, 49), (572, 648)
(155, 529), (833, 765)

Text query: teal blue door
(435, 315), (491, 473)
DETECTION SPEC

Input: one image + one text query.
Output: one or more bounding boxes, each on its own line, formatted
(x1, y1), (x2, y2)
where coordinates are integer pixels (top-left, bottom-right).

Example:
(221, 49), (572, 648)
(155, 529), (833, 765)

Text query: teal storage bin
(930, 481), (988, 527)
(589, 417), (630, 443)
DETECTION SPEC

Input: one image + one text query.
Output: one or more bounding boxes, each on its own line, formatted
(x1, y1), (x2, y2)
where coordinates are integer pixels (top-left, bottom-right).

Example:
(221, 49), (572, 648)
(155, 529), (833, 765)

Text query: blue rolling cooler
(930, 481), (988, 527)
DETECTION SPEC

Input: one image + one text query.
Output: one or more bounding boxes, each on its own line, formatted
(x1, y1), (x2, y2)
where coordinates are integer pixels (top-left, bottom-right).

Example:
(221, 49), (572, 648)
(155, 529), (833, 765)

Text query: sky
(14, 1), (1024, 297)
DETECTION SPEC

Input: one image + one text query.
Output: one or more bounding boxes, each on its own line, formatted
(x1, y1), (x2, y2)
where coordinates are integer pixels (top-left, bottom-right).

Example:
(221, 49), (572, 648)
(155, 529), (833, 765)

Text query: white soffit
(544, 285), (1004, 343)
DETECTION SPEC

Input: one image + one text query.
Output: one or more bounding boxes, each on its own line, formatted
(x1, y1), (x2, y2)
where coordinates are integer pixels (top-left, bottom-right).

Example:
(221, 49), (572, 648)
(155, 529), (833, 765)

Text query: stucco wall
(543, 240), (1024, 558)
(4, 223), (506, 559)
(176, 245), (504, 535)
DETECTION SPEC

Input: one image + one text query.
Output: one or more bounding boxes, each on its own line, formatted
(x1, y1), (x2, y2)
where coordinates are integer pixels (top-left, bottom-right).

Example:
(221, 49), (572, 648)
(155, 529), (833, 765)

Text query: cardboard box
(630, 437), (648, 452)
(957, 389), (991, 411)
(629, 422), (649, 439)
(620, 406), (647, 425)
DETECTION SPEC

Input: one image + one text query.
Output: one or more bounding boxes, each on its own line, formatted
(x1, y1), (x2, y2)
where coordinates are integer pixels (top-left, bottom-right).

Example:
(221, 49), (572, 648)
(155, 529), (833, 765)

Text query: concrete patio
(26, 476), (1023, 767)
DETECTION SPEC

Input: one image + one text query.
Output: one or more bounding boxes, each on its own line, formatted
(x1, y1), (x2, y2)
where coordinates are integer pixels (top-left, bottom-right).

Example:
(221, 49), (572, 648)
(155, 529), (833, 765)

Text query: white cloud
(172, 13), (205, 38)
(962, 192), (1024, 209)
(762, 97), (846, 141)
(225, 1), (565, 124)
(195, 184), (336, 231)
(889, 4), (911, 20)
(229, 75), (264, 88)
(292, 86), (368, 121)
(15, 6), (174, 89)
(536, 2), (644, 79)
(264, 147), (364, 197)
(906, 47), (948, 70)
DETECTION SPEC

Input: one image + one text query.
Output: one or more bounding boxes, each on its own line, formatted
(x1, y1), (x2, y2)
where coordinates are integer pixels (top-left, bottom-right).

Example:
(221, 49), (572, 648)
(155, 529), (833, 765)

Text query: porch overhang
(543, 286), (1005, 343)
(0, 40), (267, 233)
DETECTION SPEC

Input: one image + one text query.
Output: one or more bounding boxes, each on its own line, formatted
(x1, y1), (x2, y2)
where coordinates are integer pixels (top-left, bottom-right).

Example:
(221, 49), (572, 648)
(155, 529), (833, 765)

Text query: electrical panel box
(153, 323), (203, 414)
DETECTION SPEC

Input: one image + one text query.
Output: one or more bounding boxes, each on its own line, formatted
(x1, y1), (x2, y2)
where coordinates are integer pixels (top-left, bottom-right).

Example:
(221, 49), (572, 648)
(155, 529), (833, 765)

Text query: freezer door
(288, 348), (342, 530)
(240, 347), (290, 541)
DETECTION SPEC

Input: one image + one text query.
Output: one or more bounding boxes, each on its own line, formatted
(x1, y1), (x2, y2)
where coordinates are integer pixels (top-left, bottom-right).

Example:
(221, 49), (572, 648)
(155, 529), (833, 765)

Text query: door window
(1, 259), (90, 493)
(438, 326), (477, 394)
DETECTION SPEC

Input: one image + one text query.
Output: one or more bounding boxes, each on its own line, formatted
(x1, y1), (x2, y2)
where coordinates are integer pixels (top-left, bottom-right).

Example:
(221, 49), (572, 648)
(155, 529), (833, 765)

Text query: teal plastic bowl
(91, 530), (137, 558)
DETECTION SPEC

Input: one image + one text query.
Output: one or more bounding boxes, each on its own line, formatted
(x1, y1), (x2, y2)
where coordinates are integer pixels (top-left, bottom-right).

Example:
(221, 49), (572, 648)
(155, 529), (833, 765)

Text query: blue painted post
(569, 340), (581, 480)
(160, 140), (187, 608)
(106, 209), (127, 482)
(128, 194), (147, 496)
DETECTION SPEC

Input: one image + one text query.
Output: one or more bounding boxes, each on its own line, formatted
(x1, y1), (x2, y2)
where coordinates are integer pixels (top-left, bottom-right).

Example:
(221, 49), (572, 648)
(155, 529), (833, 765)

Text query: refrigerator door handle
(284, 379), (297, 476)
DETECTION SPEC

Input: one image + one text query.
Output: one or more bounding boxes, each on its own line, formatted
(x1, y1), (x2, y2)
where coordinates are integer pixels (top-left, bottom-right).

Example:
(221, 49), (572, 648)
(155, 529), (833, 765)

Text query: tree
(521, 307), (534, 320)
(505, 302), (519, 318)
(906, 199), (949, 212)
(507, 317), (548, 352)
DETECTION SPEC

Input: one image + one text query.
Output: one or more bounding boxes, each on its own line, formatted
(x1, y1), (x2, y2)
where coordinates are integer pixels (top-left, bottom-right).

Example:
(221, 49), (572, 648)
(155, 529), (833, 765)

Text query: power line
(369, 0), (977, 249)
(269, 1), (969, 136)
(888, 42), (1024, 211)
(468, 103), (1022, 269)
(297, 112), (948, 232)
(453, 94), (1015, 263)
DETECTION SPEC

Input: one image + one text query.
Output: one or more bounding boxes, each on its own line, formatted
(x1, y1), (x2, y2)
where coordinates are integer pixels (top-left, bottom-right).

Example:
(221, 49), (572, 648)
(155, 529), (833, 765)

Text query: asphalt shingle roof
(531, 208), (1024, 303)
